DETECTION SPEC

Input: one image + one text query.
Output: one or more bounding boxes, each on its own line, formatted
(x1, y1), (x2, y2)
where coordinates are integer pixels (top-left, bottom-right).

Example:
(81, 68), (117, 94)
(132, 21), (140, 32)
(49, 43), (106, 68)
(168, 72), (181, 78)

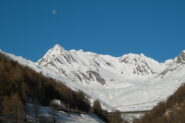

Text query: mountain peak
(47, 44), (65, 56)
(176, 50), (185, 63)
(52, 44), (65, 52)
(120, 53), (152, 63)
(37, 44), (65, 65)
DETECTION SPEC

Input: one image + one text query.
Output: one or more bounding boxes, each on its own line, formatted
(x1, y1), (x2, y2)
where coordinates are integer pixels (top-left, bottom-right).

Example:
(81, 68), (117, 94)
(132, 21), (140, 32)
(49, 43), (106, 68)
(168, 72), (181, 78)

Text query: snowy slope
(2, 45), (185, 112)
(27, 104), (103, 123)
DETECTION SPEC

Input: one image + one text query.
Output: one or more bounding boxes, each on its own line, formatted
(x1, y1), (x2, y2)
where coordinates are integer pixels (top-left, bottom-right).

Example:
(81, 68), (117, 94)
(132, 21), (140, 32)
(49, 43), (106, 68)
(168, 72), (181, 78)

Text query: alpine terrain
(2, 44), (185, 113)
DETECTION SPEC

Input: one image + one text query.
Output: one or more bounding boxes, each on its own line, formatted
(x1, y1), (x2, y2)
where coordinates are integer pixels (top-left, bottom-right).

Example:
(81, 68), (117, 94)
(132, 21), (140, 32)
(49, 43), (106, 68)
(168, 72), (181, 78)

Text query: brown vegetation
(0, 53), (90, 122)
(2, 93), (25, 123)
(0, 53), (126, 123)
(93, 100), (109, 122)
(134, 83), (185, 123)
(92, 100), (124, 123)
(109, 111), (127, 123)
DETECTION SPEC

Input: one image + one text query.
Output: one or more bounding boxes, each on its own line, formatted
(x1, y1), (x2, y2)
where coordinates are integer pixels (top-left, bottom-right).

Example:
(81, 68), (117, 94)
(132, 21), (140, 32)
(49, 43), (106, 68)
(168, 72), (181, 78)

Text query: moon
(52, 9), (57, 15)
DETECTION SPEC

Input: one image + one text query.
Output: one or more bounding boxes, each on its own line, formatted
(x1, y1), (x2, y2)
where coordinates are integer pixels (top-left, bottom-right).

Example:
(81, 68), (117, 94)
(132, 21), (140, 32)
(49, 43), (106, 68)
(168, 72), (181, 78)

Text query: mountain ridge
(1, 44), (185, 112)
(37, 44), (166, 83)
(38, 44), (169, 63)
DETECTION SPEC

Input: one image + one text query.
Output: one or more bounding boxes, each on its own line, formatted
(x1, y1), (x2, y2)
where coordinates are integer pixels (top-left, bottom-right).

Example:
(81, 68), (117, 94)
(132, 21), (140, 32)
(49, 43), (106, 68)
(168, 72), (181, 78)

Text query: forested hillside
(0, 52), (123, 123)
(134, 83), (185, 123)
(0, 53), (91, 122)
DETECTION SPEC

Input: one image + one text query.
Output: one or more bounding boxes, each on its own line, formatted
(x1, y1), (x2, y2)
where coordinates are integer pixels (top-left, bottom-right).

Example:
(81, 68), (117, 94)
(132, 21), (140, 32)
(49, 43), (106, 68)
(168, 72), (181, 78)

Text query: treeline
(0, 53), (125, 123)
(0, 53), (90, 122)
(134, 83), (185, 123)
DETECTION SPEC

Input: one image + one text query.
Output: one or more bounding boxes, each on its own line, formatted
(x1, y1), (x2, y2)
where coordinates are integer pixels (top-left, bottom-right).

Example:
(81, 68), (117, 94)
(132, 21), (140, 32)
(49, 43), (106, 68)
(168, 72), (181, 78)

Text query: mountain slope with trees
(134, 83), (185, 123)
(0, 52), (91, 122)
(0, 52), (123, 123)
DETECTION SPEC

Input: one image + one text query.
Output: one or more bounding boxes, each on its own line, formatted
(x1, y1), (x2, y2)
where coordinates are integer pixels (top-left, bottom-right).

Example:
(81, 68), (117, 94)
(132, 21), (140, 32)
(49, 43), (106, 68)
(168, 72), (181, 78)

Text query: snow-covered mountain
(37, 44), (165, 84)
(2, 44), (185, 112)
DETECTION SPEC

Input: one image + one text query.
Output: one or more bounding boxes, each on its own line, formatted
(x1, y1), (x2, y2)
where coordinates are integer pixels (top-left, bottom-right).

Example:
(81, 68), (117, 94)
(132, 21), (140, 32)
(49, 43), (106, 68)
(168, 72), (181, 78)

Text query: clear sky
(0, 0), (185, 62)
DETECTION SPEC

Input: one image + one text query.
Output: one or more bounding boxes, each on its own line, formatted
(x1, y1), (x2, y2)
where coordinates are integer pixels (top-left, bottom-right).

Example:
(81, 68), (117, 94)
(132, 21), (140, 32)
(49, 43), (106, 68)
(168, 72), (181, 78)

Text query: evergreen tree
(93, 100), (102, 114)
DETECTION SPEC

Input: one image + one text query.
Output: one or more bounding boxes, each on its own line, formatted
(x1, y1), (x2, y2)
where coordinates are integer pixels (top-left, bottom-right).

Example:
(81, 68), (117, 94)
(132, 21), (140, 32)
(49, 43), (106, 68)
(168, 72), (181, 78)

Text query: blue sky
(0, 0), (185, 62)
